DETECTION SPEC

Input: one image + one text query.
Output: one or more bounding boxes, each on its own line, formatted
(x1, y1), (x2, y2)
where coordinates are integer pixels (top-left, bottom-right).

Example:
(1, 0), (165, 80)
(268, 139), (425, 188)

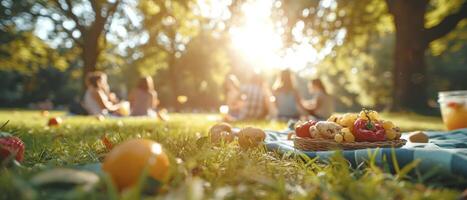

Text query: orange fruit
(102, 139), (169, 190)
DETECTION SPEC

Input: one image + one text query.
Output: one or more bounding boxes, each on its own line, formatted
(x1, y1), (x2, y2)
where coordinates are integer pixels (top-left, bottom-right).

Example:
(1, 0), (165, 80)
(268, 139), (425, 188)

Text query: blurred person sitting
(82, 71), (124, 116)
(237, 73), (271, 120)
(129, 76), (167, 120)
(223, 74), (243, 118)
(272, 69), (302, 120)
(300, 78), (335, 120)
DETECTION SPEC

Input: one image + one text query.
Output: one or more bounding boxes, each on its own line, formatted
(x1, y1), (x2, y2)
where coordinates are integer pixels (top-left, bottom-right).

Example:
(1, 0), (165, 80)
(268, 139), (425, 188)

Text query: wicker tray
(293, 137), (407, 151)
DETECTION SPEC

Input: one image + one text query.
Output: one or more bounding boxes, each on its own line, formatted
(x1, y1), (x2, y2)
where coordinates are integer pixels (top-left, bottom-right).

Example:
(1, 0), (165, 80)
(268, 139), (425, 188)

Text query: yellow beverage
(118, 101), (130, 116)
(439, 91), (467, 130)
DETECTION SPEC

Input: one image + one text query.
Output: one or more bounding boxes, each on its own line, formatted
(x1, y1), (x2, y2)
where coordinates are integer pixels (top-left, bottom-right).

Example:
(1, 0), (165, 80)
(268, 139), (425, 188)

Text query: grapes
(358, 111), (366, 119)
(369, 112), (379, 121)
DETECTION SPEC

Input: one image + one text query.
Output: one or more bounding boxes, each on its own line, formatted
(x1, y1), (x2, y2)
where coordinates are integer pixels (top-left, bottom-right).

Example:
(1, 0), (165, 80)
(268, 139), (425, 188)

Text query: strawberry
(0, 132), (25, 162)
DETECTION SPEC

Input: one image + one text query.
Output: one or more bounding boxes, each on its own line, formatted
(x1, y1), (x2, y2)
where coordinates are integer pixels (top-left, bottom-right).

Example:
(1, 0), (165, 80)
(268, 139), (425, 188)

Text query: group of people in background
(81, 71), (166, 120)
(223, 69), (334, 121)
(79, 69), (333, 122)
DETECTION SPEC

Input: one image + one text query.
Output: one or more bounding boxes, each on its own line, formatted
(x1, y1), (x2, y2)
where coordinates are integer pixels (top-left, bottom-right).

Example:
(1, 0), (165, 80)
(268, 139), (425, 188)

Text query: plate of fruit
(292, 109), (407, 151)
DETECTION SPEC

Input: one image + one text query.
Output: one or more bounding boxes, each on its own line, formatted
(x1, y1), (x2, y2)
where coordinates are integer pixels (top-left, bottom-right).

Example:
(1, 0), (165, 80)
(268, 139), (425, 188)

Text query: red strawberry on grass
(0, 132), (25, 162)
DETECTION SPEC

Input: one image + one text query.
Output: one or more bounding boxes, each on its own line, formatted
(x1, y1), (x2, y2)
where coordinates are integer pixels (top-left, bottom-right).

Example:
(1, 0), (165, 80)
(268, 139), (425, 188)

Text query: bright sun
(229, 0), (319, 73)
(229, 0), (282, 71)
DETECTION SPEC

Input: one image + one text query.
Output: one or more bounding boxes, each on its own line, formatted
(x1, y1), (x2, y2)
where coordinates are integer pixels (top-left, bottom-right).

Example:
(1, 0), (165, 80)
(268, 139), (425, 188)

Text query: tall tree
(0, 0), (69, 73)
(277, 0), (467, 111)
(385, 0), (467, 110)
(137, 0), (199, 110)
(31, 0), (124, 85)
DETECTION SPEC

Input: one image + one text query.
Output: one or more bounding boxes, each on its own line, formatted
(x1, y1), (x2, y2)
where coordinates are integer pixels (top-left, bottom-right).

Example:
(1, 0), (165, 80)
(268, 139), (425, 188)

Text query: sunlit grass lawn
(0, 110), (460, 199)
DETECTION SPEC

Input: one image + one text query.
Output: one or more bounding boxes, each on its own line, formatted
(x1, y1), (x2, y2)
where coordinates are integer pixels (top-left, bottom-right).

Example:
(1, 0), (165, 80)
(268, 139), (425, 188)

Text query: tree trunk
(168, 54), (180, 111)
(81, 30), (102, 89)
(81, 46), (98, 86)
(166, 28), (181, 111)
(389, 0), (429, 111)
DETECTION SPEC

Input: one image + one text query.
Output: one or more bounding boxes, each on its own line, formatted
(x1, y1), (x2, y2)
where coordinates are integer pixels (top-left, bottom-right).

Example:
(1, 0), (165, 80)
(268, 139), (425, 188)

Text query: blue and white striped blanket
(264, 128), (467, 178)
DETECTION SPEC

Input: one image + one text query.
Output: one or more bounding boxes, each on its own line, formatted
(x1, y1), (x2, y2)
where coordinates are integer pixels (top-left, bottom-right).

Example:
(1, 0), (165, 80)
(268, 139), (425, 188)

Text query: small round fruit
(359, 110), (379, 121)
(382, 121), (395, 130)
(102, 139), (169, 191)
(385, 129), (396, 140)
(47, 117), (63, 127)
(339, 113), (357, 122)
(334, 134), (343, 143)
(342, 130), (355, 142)
(327, 115), (340, 122)
(209, 123), (233, 144)
(238, 127), (266, 148)
(368, 112), (379, 121)
(338, 113), (358, 128)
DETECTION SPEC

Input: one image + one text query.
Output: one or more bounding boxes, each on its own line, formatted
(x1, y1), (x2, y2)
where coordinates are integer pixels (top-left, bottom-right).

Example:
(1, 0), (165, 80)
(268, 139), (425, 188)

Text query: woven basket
(293, 136), (407, 151)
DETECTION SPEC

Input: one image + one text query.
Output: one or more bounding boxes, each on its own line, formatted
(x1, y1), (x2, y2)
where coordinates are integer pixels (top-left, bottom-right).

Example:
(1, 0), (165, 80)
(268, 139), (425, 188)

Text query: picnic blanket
(264, 128), (467, 178)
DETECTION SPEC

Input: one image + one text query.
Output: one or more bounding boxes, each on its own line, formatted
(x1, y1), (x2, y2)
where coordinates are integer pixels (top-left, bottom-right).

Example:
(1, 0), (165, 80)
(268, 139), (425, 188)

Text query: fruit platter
(292, 109), (407, 151)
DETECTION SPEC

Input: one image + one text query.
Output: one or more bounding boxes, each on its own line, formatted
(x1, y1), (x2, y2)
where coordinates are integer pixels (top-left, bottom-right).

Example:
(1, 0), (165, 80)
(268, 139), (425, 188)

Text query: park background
(1, 0), (467, 199)
(1, 0), (466, 113)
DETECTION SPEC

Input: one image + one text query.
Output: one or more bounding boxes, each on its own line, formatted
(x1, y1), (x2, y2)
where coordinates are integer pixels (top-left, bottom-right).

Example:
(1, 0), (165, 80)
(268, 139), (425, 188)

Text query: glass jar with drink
(438, 90), (467, 130)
